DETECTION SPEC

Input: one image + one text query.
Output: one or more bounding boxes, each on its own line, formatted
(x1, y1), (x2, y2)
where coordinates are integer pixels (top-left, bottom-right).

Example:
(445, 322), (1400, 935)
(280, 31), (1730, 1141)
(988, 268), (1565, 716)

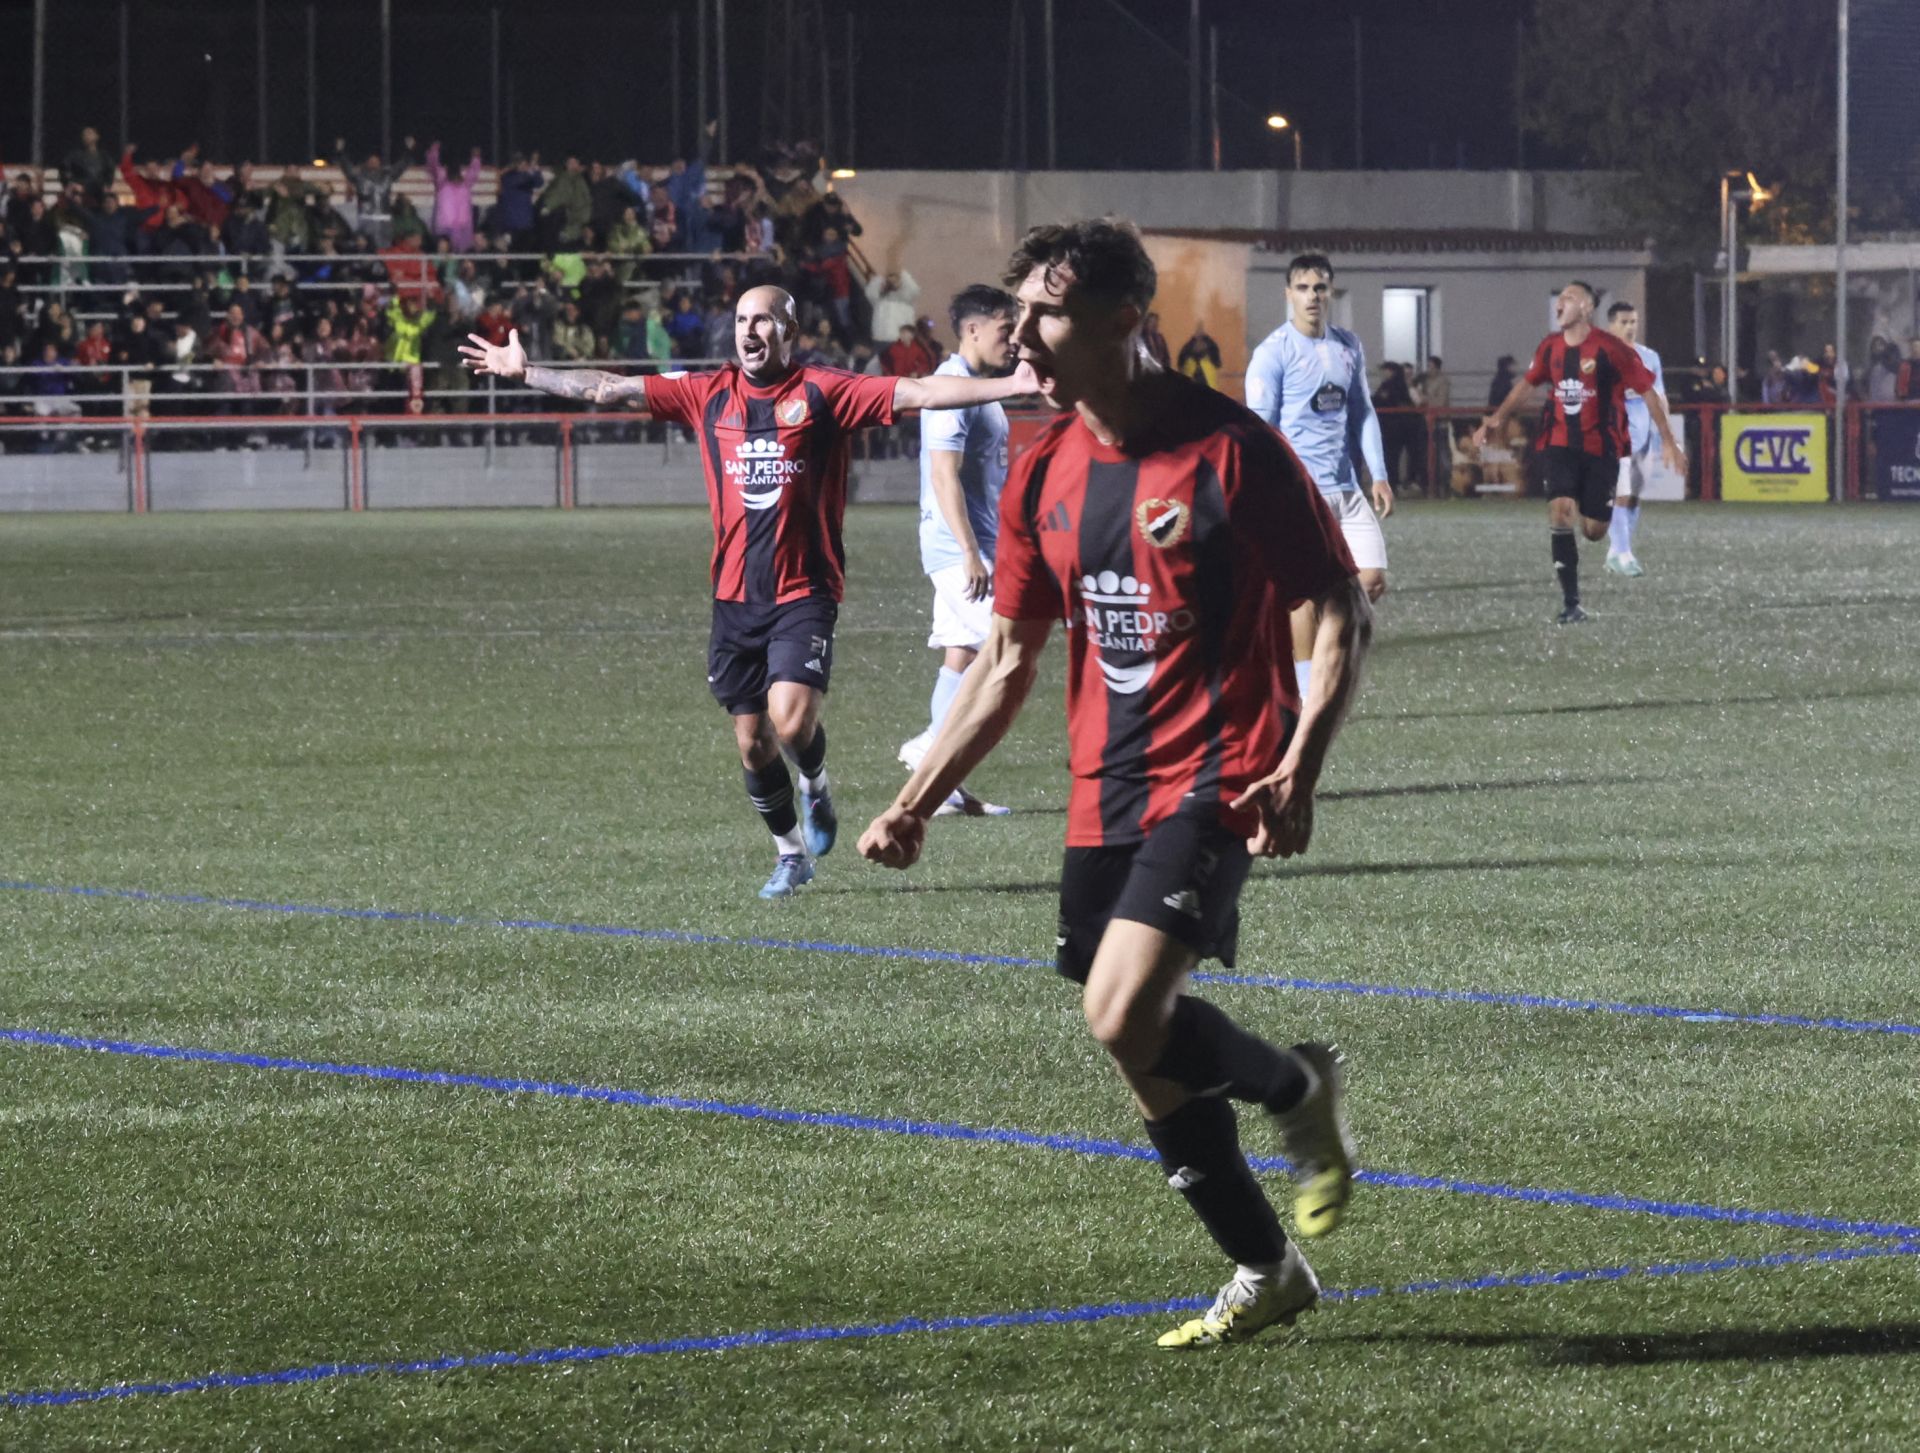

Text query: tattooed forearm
(523, 366), (649, 406)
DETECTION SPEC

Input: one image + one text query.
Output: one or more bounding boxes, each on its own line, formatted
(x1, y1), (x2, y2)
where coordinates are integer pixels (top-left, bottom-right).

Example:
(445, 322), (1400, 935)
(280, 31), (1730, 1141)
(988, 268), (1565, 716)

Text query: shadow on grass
(1251, 851), (1757, 881)
(1333, 1323), (1920, 1365)
(1372, 625), (1515, 652)
(1393, 578), (1541, 596)
(826, 849), (1758, 896)
(1321, 773), (1647, 802)
(1367, 682), (1917, 724)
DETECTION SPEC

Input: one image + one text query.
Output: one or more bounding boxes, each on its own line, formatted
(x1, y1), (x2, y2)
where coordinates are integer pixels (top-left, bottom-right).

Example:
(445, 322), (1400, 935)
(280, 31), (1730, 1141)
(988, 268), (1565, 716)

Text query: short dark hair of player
(1606, 300), (1637, 320)
(949, 284), (1015, 337)
(1287, 253), (1335, 283)
(1568, 280), (1599, 305)
(1002, 217), (1156, 312)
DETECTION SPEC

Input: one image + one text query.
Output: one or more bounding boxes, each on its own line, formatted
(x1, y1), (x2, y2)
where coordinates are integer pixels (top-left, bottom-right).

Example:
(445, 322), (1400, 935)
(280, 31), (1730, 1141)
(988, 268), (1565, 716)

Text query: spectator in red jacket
(118, 148), (182, 234)
(881, 323), (933, 379)
(210, 304), (268, 415)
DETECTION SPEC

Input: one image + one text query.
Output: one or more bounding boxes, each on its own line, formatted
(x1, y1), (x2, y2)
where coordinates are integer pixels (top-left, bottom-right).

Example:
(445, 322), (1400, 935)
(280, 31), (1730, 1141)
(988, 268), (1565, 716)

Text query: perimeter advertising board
(1719, 414), (1829, 502)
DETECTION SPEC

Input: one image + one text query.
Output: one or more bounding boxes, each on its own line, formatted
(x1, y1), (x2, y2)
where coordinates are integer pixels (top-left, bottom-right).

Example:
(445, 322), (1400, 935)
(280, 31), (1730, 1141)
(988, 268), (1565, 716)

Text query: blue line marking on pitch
(4, 876), (1917, 1039)
(9, 1026), (1917, 1243)
(10, 1241), (1917, 1410)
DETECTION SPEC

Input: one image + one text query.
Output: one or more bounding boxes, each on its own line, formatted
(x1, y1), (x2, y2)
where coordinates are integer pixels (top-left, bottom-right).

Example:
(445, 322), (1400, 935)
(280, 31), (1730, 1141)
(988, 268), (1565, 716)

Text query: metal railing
(0, 355), (735, 414)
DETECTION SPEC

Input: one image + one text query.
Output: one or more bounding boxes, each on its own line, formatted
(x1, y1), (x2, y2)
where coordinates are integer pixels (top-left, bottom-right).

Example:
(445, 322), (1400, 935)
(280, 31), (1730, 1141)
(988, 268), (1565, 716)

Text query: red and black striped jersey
(1523, 328), (1657, 458)
(992, 375), (1357, 848)
(642, 364), (897, 604)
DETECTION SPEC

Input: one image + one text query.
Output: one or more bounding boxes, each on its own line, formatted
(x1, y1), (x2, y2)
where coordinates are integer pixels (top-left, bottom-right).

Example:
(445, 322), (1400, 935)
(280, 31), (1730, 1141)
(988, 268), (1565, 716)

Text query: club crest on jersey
(1580, 356), (1597, 375)
(778, 397), (809, 426)
(1135, 497), (1190, 549)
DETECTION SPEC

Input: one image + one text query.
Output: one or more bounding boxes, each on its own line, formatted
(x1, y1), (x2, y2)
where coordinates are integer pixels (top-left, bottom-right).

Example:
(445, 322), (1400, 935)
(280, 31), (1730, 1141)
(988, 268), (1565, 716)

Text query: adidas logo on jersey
(1036, 500), (1072, 533)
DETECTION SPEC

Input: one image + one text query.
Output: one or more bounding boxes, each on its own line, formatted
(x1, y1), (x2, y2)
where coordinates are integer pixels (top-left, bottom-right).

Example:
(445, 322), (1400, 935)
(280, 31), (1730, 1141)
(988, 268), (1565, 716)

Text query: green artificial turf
(1, 500), (1917, 1450)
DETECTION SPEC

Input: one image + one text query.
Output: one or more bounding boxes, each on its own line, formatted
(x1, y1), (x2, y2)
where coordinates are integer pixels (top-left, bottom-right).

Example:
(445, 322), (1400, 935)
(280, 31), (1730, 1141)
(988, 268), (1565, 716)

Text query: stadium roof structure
(1148, 227), (1650, 255)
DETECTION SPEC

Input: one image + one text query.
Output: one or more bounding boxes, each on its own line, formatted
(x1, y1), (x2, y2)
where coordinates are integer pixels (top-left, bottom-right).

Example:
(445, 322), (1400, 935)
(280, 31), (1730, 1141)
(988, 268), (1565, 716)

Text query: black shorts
(1541, 446), (1618, 523)
(1055, 805), (1251, 986)
(707, 597), (837, 715)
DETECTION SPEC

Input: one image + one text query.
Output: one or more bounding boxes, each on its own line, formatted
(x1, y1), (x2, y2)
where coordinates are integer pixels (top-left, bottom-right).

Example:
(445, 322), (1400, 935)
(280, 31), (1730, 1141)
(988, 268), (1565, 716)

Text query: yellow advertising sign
(1719, 413), (1830, 502)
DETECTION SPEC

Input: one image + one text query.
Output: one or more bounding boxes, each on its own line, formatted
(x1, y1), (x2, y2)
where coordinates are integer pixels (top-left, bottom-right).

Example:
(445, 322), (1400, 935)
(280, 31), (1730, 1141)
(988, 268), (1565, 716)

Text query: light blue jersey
(1245, 321), (1388, 496)
(918, 352), (1008, 574)
(1623, 341), (1665, 454)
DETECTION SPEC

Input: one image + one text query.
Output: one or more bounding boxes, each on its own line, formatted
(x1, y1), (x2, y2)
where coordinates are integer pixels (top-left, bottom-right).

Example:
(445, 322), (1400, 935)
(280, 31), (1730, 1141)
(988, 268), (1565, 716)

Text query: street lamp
(1718, 169), (1774, 405)
(1267, 114), (1301, 171)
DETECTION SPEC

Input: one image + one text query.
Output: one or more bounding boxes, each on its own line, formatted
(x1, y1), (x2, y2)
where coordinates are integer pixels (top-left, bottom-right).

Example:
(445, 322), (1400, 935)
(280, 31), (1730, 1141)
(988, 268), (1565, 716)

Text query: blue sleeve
(1347, 337), (1388, 484)
(1245, 340), (1283, 425)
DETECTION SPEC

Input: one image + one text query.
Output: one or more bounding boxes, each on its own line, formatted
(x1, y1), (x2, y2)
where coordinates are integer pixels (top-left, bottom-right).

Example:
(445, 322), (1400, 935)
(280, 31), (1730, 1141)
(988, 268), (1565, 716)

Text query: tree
(1520, 0), (1838, 256)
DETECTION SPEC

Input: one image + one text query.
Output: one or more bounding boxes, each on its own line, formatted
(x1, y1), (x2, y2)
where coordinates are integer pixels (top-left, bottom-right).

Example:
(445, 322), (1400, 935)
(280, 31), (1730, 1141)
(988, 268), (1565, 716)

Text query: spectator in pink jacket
(425, 141), (484, 251)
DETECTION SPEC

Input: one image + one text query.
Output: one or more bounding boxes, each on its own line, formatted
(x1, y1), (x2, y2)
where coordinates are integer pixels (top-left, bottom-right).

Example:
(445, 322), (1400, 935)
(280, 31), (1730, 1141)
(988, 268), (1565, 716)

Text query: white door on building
(1382, 287), (1431, 366)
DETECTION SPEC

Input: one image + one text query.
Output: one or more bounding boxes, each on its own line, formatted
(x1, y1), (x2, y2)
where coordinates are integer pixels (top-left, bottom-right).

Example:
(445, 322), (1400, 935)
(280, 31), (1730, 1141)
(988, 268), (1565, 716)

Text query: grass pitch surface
(2, 501), (1917, 1450)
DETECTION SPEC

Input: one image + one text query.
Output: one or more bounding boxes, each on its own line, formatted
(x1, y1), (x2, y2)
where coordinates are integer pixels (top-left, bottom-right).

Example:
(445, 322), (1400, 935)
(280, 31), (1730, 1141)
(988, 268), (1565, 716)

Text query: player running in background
(860, 219), (1372, 1349)
(1603, 300), (1665, 578)
(1245, 253), (1391, 703)
(460, 285), (1033, 899)
(896, 284), (1019, 818)
(1473, 280), (1684, 624)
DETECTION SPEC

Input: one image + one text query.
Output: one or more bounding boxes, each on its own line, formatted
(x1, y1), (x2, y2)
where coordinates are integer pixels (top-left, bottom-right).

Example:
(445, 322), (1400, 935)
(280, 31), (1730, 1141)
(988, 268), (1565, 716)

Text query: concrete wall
(836, 168), (1624, 355)
(1246, 248), (1653, 404)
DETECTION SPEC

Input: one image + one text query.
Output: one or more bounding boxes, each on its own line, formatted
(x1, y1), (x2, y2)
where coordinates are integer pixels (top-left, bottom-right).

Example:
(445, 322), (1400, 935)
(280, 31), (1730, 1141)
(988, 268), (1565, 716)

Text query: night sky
(0, 0), (1560, 174)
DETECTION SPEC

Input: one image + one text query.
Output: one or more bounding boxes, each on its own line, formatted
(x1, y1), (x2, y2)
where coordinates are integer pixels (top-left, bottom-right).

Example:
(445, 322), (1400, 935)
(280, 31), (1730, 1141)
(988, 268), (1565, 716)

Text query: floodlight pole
(380, 0), (392, 162)
(1043, 0), (1056, 169)
(1722, 172), (1737, 405)
(120, 0), (132, 152)
(257, 0), (269, 162)
(490, 2), (502, 165)
(307, 3), (318, 162)
(716, 0), (729, 163)
(1835, 0), (1850, 497)
(1208, 26), (1220, 171)
(31, 0), (47, 167)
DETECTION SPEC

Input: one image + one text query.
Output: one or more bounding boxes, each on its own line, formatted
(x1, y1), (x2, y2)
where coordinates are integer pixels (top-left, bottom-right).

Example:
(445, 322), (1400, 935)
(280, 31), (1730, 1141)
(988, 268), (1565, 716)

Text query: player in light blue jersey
(1246, 253), (1393, 701)
(896, 285), (1019, 816)
(1604, 300), (1664, 577)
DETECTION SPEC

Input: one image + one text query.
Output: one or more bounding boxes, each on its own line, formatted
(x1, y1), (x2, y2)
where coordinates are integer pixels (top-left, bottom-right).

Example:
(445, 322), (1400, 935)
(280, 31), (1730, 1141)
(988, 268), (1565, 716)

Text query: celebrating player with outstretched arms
(461, 286), (1033, 899)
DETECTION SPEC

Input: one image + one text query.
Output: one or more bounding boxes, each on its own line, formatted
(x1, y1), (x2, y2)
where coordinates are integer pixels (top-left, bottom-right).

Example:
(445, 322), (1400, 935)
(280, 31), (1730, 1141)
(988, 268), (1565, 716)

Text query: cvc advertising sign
(1719, 414), (1829, 502)
(1872, 409), (1920, 501)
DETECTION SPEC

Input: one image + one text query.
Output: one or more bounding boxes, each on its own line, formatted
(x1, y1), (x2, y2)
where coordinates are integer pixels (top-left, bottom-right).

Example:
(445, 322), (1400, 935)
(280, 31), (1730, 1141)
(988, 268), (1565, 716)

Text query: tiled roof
(1148, 227), (1649, 255)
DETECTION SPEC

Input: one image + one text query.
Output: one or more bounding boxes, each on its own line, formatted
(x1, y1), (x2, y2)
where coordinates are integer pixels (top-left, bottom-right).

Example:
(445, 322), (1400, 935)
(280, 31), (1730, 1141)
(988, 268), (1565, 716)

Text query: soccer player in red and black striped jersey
(1473, 280), (1685, 623)
(460, 285), (1033, 899)
(859, 219), (1374, 1349)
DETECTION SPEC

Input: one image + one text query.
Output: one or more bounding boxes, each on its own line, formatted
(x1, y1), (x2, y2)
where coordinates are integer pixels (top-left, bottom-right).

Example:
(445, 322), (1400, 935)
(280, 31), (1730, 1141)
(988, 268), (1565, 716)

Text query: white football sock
(1294, 659), (1312, 702)
(1620, 502), (1640, 554)
(1609, 505), (1631, 556)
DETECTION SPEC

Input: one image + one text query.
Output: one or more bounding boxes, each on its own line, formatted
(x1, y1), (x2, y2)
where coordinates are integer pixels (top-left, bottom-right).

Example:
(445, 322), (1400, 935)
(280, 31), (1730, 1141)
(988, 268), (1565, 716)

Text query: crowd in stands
(1, 126), (970, 443)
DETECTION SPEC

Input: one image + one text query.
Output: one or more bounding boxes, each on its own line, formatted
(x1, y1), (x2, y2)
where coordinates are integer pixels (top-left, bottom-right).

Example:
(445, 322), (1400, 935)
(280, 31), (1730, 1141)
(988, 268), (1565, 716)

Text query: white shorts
(1327, 488), (1389, 573)
(927, 562), (994, 650)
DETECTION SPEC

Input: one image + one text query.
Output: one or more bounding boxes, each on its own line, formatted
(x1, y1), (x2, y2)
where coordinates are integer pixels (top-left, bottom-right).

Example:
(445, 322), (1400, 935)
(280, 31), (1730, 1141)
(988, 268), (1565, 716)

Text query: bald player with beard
(463, 286), (1035, 898)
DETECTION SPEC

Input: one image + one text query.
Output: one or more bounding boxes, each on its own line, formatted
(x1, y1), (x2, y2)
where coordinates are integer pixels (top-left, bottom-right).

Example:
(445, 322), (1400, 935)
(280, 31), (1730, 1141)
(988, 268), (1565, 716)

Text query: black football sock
(1144, 1094), (1289, 1268)
(792, 724), (828, 794)
(1146, 995), (1310, 1114)
(743, 758), (801, 843)
(1551, 526), (1580, 607)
